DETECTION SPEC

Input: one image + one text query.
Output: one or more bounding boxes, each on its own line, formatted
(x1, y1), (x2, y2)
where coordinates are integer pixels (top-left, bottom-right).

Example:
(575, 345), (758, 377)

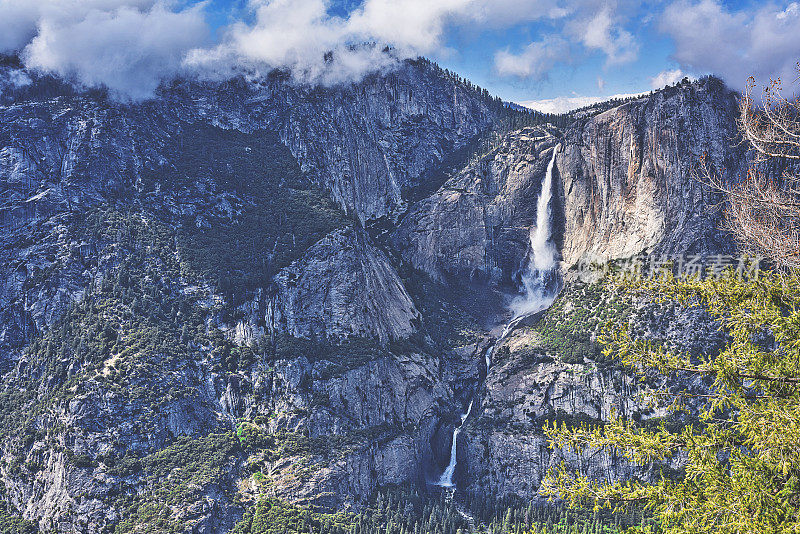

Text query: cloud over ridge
(0, 0), (647, 99)
(0, 0), (798, 100)
(659, 0), (800, 90)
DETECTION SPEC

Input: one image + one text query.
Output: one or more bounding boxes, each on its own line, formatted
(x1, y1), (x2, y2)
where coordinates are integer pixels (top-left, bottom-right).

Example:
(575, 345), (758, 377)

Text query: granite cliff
(395, 76), (740, 292)
(557, 76), (742, 267)
(0, 55), (745, 532)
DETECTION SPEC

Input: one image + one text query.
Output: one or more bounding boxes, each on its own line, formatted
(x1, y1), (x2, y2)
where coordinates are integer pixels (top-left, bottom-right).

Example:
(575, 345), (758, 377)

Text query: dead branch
(704, 65), (800, 269)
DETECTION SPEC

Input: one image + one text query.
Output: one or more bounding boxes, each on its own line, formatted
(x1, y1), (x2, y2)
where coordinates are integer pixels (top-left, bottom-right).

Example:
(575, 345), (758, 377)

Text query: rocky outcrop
(167, 59), (501, 223)
(459, 279), (725, 499)
(392, 126), (560, 286)
(273, 227), (419, 344)
(0, 58), (502, 228)
(557, 77), (742, 267)
(0, 302), (463, 532)
(237, 61), (500, 222)
(260, 350), (451, 508)
(462, 349), (653, 498)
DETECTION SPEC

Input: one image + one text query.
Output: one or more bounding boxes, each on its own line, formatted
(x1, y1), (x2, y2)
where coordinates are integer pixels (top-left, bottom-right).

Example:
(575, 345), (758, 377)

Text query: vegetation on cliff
(534, 279), (632, 365)
(543, 269), (800, 533)
(543, 68), (800, 534)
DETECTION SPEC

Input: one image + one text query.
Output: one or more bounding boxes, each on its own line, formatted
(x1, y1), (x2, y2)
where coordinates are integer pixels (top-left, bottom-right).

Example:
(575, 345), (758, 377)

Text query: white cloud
(194, 0), (575, 85)
(577, 7), (638, 65)
(597, 76), (606, 91)
(9, 0), (568, 96)
(0, 0), (158, 53)
(660, 0), (800, 90)
(494, 37), (569, 79)
(0, 0), (648, 97)
(519, 92), (646, 114)
(492, 0), (641, 80)
(346, 0), (571, 49)
(452, 0), (570, 29)
(0, 1), (208, 100)
(189, 0), (430, 85)
(650, 68), (684, 89)
(10, 0), (796, 102)
(23, 2), (208, 100)
(347, 0), (470, 55)
(195, 0), (644, 88)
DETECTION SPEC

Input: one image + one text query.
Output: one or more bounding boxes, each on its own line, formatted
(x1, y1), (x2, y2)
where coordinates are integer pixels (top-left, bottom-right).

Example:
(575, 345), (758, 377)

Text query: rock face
(393, 126), (560, 286)
(182, 60), (502, 223)
(460, 280), (725, 499)
(0, 58), (502, 232)
(462, 354), (650, 498)
(396, 78), (743, 294)
(557, 77), (742, 267)
(261, 350), (450, 508)
(0, 58), (748, 533)
(273, 227), (420, 344)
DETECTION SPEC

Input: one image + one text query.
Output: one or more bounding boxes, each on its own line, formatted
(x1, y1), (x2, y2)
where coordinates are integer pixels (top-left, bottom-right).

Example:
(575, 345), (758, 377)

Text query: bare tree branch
(703, 65), (800, 269)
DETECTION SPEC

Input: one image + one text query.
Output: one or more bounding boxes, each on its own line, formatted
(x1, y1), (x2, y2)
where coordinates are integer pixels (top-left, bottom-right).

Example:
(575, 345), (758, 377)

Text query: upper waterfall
(531, 145), (558, 272)
(510, 144), (560, 319)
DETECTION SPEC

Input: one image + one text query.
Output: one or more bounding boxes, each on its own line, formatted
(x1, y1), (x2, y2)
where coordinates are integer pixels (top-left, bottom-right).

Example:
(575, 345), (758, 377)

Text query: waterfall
(509, 144), (560, 320)
(435, 401), (473, 487)
(435, 143), (561, 490)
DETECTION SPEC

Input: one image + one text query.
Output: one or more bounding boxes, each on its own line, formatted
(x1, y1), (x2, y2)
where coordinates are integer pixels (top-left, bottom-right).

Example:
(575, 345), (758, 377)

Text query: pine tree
(541, 269), (800, 533)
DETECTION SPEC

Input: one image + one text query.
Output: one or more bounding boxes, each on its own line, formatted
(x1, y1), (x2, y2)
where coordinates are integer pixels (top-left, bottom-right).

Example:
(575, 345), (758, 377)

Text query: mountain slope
(0, 61), (746, 533)
(558, 76), (741, 267)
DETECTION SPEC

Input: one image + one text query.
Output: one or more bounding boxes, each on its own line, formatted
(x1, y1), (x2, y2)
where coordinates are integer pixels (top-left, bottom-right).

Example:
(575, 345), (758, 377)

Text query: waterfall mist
(510, 144), (560, 319)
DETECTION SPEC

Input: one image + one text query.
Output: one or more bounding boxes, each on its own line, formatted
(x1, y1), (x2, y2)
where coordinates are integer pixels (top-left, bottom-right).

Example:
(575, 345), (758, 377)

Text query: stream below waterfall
(433, 143), (561, 490)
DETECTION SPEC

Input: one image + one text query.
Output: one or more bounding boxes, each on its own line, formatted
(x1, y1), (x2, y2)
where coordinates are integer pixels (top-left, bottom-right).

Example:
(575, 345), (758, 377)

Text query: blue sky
(196, 0), (800, 111)
(2, 0), (798, 108)
(200, 0), (676, 103)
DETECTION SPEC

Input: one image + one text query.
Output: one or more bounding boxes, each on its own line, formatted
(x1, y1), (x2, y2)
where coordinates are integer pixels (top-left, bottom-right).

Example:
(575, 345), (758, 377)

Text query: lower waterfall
(436, 401), (473, 487)
(435, 144), (561, 489)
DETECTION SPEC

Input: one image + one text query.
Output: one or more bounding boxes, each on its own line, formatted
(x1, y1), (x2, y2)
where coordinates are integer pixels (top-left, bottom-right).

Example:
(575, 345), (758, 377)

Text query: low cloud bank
(519, 92), (646, 114)
(0, 0), (645, 100)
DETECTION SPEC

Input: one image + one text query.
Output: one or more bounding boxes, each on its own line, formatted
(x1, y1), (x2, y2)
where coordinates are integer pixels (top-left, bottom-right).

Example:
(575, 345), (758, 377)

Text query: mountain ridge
(0, 59), (745, 532)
